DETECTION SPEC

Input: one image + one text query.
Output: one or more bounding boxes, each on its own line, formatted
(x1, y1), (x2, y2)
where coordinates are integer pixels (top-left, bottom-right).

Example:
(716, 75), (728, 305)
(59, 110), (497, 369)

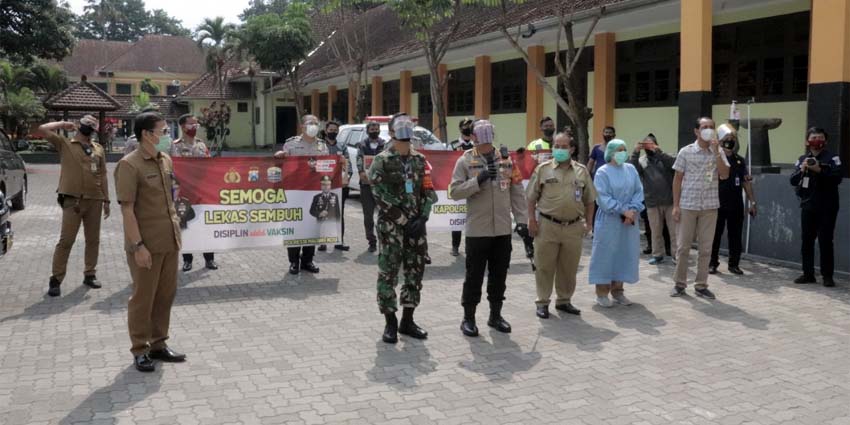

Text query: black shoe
(461, 318), (478, 336)
(487, 303), (511, 333)
(318, 244), (327, 252)
(708, 265), (718, 274)
(695, 287), (716, 300)
(670, 285), (687, 297)
(823, 276), (836, 287)
(793, 274), (816, 284)
(424, 254), (432, 265)
(461, 305), (478, 337)
(398, 307), (428, 339)
(300, 262), (320, 273)
(82, 275), (102, 289)
(47, 277), (61, 297)
(368, 242), (377, 253)
(134, 354), (155, 372)
(536, 305), (549, 319)
(148, 346), (186, 362)
(728, 266), (743, 275)
(382, 313), (398, 343)
(642, 246), (652, 255)
(555, 303), (581, 315)
(182, 261), (192, 272)
(205, 260), (219, 270)
(451, 247), (460, 257)
(289, 263), (300, 275)
(334, 244), (350, 251)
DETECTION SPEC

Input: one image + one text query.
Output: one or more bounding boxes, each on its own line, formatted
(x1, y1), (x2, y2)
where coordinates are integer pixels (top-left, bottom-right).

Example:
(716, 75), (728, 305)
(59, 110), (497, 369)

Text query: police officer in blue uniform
(790, 127), (843, 287)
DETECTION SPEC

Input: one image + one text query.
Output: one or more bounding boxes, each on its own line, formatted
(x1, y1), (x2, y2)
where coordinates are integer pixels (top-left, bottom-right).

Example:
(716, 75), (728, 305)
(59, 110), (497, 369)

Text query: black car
(0, 129), (27, 210)
(0, 191), (11, 256)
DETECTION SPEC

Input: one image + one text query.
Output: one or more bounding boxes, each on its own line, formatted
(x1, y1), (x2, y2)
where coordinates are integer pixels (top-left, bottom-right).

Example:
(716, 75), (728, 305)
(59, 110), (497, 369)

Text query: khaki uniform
(115, 149), (181, 355)
(448, 148), (528, 237)
(281, 135), (328, 265)
(449, 148), (528, 307)
(45, 132), (110, 282)
(526, 159), (596, 306)
(169, 138), (210, 158)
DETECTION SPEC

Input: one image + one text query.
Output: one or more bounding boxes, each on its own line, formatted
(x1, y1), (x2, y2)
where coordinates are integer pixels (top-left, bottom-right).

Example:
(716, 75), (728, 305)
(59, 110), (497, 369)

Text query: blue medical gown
(588, 163), (645, 285)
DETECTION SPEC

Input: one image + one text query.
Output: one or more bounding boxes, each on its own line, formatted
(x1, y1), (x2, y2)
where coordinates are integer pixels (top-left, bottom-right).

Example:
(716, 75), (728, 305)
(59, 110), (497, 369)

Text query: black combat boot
(382, 312), (398, 343)
(460, 304), (478, 337)
(83, 275), (102, 289)
(398, 307), (428, 339)
(487, 302), (511, 333)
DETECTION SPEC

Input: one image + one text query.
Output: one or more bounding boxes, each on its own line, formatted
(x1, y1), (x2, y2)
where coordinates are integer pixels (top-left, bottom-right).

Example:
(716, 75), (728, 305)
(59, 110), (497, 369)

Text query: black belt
(539, 212), (581, 226)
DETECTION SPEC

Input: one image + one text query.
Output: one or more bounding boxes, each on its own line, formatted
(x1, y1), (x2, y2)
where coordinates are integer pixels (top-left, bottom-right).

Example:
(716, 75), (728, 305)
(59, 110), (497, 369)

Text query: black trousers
(710, 206), (744, 267)
(339, 187), (349, 244)
(462, 235), (512, 306)
(801, 206), (839, 278)
(288, 246), (315, 265)
(183, 253), (214, 263)
(451, 231), (462, 249)
(360, 185), (377, 244)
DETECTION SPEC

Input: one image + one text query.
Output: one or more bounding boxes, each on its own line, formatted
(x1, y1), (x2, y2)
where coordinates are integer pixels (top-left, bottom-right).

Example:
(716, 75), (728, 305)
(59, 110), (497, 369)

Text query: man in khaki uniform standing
(170, 113), (218, 272)
(115, 111), (186, 372)
(39, 115), (110, 297)
(274, 114), (327, 275)
(526, 132), (596, 319)
(449, 120), (528, 337)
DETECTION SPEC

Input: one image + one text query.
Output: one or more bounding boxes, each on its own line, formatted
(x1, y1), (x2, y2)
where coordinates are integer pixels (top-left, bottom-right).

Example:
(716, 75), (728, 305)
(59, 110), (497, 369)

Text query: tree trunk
(289, 72), (304, 125)
(423, 43), (448, 144)
(250, 76), (256, 149)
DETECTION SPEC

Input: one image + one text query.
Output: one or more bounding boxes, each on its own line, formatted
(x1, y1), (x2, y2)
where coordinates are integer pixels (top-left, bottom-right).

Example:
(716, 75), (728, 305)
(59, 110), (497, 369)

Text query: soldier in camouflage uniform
(368, 113), (438, 344)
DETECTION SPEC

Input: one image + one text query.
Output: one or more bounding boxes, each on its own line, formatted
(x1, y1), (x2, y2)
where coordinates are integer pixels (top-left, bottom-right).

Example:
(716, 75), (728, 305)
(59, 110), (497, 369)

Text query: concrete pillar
(399, 71), (412, 114)
(677, 0), (713, 148)
(593, 34), (616, 145)
(371, 76), (383, 116)
(526, 45), (546, 143)
(474, 56), (491, 119)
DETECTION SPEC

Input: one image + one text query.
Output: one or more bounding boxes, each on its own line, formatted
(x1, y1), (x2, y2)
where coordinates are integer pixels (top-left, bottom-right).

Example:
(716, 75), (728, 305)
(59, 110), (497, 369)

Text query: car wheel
(11, 181), (25, 211)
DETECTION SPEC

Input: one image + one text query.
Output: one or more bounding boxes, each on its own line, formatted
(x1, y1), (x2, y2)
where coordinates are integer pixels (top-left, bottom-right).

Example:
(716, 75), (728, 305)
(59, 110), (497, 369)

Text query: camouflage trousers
(376, 218), (428, 314)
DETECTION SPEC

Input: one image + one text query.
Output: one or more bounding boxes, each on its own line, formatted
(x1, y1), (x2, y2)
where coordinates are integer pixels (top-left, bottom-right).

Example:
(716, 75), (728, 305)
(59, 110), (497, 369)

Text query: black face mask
(79, 124), (95, 137)
(326, 132), (338, 141)
(461, 128), (473, 137)
(542, 128), (555, 138)
(368, 131), (380, 140)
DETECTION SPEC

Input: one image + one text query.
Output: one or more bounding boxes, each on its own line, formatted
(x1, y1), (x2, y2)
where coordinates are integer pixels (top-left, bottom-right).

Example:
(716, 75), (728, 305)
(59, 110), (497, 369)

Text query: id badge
(575, 188), (582, 202)
(90, 162), (98, 173)
(405, 179), (414, 193)
(735, 176), (740, 186)
(500, 179), (509, 191)
(705, 171), (713, 183)
(802, 177), (810, 189)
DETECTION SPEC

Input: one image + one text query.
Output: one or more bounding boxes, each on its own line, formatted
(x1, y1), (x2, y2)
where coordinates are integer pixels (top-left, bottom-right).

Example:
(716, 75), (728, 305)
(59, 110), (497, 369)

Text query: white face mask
(700, 128), (715, 142)
(305, 124), (319, 138)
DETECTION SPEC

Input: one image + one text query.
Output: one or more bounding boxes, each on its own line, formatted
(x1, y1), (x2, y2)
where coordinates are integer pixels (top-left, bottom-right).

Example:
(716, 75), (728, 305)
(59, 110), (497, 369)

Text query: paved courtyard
(1, 164), (848, 425)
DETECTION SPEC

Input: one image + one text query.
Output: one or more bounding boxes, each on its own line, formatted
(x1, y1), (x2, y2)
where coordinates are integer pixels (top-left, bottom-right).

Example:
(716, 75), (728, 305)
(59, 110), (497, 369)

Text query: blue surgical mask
(552, 148), (570, 163)
(614, 151), (628, 165)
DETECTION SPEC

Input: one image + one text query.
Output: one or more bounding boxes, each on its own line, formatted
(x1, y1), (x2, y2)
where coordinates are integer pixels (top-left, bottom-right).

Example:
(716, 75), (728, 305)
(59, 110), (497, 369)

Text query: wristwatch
(129, 240), (144, 252)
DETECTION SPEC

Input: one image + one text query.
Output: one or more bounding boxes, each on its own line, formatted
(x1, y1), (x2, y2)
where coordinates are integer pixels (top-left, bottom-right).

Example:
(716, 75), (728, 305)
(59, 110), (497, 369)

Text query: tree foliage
(468, 0), (601, 161)
(240, 0), (290, 21)
(196, 17), (238, 99)
(311, 0), (380, 123)
(140, 78), (159, 95)
(0, 88), (46, 139)
(241, 3), (314, 120)
(0, 0), (76, 64)
(75, 0), (191, 41)
(387, 0), (463, 142)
